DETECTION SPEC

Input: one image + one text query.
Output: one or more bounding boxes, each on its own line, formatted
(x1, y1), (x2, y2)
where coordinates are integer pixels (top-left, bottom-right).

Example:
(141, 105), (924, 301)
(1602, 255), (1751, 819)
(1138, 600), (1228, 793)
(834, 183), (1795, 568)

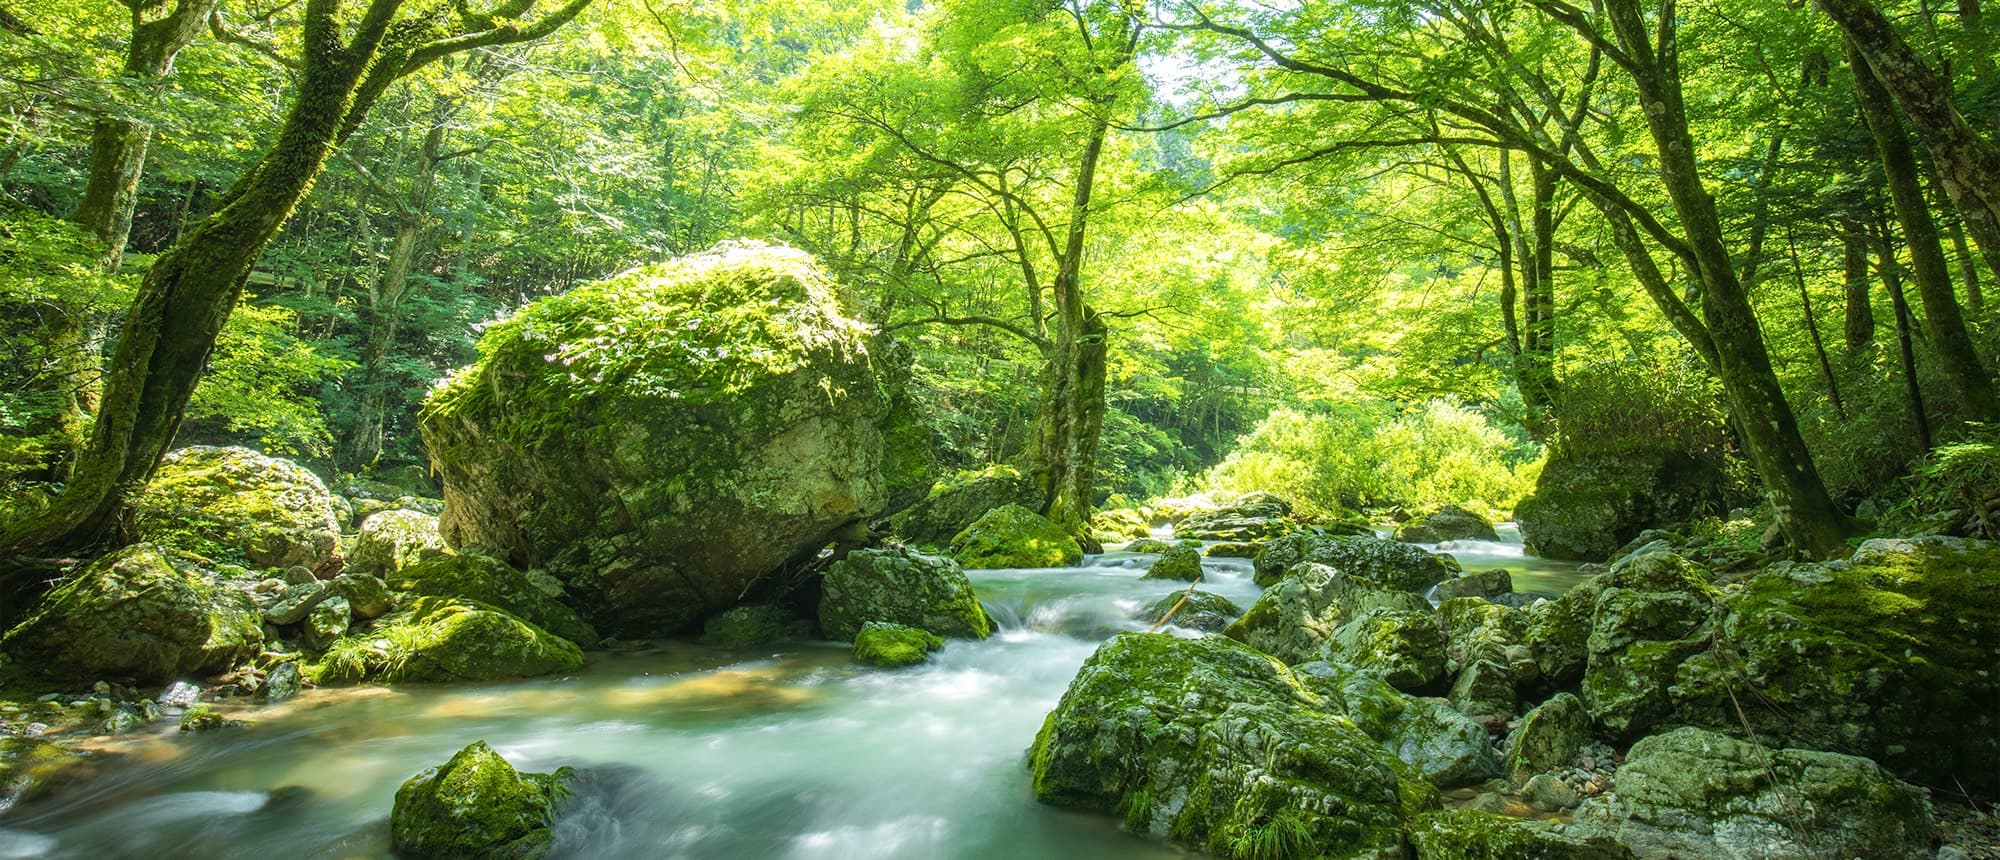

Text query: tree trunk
(1850, 40), (2000, 421)
(1499, 151), (1559, 439)
(1842, 227), (1878, 351)
(1788, 228), (1846, 419)
(1880, 246), (1935, 452)
(1604, 0), (1850, 558)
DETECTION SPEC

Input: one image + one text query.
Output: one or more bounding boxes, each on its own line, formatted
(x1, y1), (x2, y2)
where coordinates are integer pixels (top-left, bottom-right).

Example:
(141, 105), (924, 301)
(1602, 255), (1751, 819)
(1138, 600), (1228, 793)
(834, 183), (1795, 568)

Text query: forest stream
(0, 535), (1580, 860)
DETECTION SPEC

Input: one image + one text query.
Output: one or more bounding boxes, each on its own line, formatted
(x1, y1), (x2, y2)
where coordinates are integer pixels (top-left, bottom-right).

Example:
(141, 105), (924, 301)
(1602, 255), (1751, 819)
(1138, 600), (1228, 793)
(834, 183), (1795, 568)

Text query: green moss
(0, 544), (263, 684)
(308, 597), (583, 685)
(951, 504), (1083, 569)
(818, 547), (990, 640)
(127, 446), (338, 569)
(1140, 545), (1204, 581)
(851, 622), (943, 667)
(1407, 809), (1632, 859)
(391, 740), (572, 859)
(0, 736), (87, 811)
(392, 554), (598, 648)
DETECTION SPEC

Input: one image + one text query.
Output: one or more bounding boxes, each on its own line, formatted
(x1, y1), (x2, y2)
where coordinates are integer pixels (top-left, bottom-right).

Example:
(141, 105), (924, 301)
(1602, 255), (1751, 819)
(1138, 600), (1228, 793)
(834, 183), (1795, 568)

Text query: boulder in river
(1393, 504), (1500, 544)
(348, 509), (446, 578)
(1029, 633), (1437, 859)
(420, 241), (934, 637)
(1173, 491), (1298, 542)
(700, 605), (809, 647)
(0, 543), (262, 684)
(817, 546), (991, 641)
(309, 597), (583, 684)
(392, 554), (597, 648)
(1569, 726), (1933, 860)
(1138, 544), (1203, 581)
(1514, 449), (1726, 562)
(1251, 533), (1453, 591)
(1134, 589), (1241, 633)
(1222, 562), (1428, 665)
(950, 504), (1082, 569)
(851, 621), (943, 667)
(127, 445), (339, 569)
(890, 464), (1042, 548)
(391, 740), (573, 859)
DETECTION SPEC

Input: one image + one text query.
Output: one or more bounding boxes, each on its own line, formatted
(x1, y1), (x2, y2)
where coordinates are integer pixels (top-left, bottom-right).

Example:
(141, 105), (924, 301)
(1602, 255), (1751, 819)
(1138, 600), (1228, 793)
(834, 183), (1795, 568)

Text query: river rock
(891, 465), (1042, 548)
(349, 510), (447, 577)
(1126, 537), (1197, 554)
(851, 621), (942, 667)
(0, 544), (263, 684)
(391, 740), (573, 860)
(1173, 502), (1297, 542)
(0, 737), (86, 813)
(392, 554), (597, 648)
(949, 504), (1082, 569)
(1029, 633), (1437, 858)
(1251, 533), (1452, 591)
(700, 605), (809, 647)
(1668, 536), (2000, 794)
(1434, 569), (1514, 602)
(1134, 590), (1242, 633)
(263, 661), (302, 704)
(1091, 507), (1151, 544)
(303, 596), (351, 650)
(333, 573), (396, 620)
(1296, 661), (1498, 787)
(1395, 505), (1500, 543)
(1139, 545), (1203, 581)
(1224, 562), (1428, 664)
(818, 546), (990, 641)
(1570, 553), (1717, 740)
(1409, 809), (1632, 859)
(1330, 607), (1448, 690)
(309, 597), (583, 684)
(1569, 726), (1933, 859)
(420, 242), (935, 638)
(1514, 449), (1726, 562)
(1503, 692), (1592, 784)
(126, 446), (339, 569)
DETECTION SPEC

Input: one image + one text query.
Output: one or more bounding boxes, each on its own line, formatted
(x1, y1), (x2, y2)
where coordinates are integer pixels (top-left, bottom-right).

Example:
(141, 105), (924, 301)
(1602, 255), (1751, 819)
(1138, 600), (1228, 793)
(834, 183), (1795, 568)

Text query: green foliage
(1878, 425), (2000, 538)
(185, 301), (353, 459)
(1550, 360), (1732, 460)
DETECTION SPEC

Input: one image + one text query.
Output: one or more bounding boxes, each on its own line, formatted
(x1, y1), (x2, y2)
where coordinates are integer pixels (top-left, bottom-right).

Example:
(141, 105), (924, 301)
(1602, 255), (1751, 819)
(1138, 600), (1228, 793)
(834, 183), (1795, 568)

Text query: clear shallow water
(1418, 523), (1591, 597)
(0, 540), (1568, 860)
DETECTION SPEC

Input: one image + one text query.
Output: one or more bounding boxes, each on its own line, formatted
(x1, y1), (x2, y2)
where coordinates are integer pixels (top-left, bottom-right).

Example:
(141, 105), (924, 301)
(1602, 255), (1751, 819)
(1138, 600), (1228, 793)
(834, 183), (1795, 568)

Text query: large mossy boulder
(950, 503), (1082, 569)
(1173, 491), (1298, 542)
(1251, 533), (1452, 591)
(890, 464), (1042, 548)
(1569, 727), (1933, 860)
(851, 621), (943, 667)
(309, 597), (583, 684)
(1408, 810), (1632, 860)
(1669, 536), (2000, 795)
(0, 544), (262, 684)
(391, 554), (598, 648)
(1526, 552), (1718, 741)
(1223, 562), (1429, 665)
(391, 740), (572, 859)
(817, 546), (990, 641)
(1394, 504), (1500, 544)
(127, 446), (339, 569)
(1139, 544), (1203, 581)
(1502, 692), (1592, 785)
(1029, 633), (1438, 859)
(1294, 661), (1498, 787)
(419, 242), (934, 637)
(1515, 449), (1726, 562)
(349, 509), (447, 577)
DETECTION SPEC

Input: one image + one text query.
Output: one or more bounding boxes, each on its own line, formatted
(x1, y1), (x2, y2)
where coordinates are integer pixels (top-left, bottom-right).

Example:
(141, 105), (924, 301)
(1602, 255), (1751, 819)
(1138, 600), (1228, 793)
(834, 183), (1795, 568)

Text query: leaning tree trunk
(1850, 40), (2000, 421)
(1604, 0), (1850, 558)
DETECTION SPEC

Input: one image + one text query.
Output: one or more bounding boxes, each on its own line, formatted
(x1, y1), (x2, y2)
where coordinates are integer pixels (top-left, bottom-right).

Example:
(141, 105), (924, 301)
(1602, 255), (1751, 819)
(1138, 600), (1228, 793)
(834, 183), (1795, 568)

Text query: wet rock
(817, 546), (990, 641)
(392, 554), (596, 648)
(1223, 562), (1428, 664)
(0, 737), (86, 813)
(99, 706), (145, 735)
(391, 740), (572, 859)
(1029, 633), (1437, 859)
(851, 622), (943, 667)
(1251, 533), (1452, 591)
(127, 446), (339, 569)
(421, 242), (934, 638)
(1296, 661), (1498, 787)
(1139, 545), (1203, 581)
(348, 509), (447, 577)
(263, 661), (302, 704)
(1434, 569), (1514, 602)
(0, 544), (263, 685)
(1394, 505), (1500, 544)
(700, 605), (807, 647)
(1523, 772), (1578, 812)
(309, 597), (583, 685)
(177, 705), (248, 732)
(951, 504), (1083, 569)
(157, 681), (201, 709)
(1569, 726), (1933, 859)
(1504, 692), (1592, 785)
(891, 464), (1042, 548)
(1330, 607), (1448, 690)
(1134, 590), (1242, 633)
(1408, 809), (1632, 859)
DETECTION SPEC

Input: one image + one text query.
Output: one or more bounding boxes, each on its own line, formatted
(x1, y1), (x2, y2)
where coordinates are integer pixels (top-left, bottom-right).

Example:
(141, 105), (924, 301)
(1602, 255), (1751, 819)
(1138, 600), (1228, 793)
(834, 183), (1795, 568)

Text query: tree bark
(1849, 40), (2000, 421)
(1788, 227), (1846, 419)
(1843, 227), (1878, 352)
(1879, 242), (1934, 452)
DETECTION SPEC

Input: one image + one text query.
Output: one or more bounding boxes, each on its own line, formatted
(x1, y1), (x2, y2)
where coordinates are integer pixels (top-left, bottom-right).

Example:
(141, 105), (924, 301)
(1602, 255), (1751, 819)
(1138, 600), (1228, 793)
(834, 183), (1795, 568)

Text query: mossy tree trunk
(1841, 225), (1877, 353)
(0, 0), (593, 561)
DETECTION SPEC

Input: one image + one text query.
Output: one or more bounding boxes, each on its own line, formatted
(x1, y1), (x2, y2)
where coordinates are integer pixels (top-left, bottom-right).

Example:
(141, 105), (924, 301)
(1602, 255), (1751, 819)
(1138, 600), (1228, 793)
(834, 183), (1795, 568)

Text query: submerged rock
(127, 445), (339, 569)
(349, 509), (447, 577)
(0, 544), (262, 684)
(817, 546), (990, 641)
(891, 465), (1042, 548)
(391, 740), (572, 859)
(1029, 633), (1436, 859)
(1394, 505), (1500, 544)
(420, 242), (934, 637)
(1134, 590), (1242, 633)
(309, 597), (583, 685)
(392, 555), (597, 648)
(0, 737), (86, 813)
(851, 621), (943, 667)
(950, 504), (1082, 569)
(1569, 726), (1933, 860)
(1139, 545), (1203, 581)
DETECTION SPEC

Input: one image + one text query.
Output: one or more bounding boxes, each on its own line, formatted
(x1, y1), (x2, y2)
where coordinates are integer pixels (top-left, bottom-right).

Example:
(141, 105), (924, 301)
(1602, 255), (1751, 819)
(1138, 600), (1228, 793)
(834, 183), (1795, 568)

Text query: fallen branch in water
(1147, 574), (1205, 633)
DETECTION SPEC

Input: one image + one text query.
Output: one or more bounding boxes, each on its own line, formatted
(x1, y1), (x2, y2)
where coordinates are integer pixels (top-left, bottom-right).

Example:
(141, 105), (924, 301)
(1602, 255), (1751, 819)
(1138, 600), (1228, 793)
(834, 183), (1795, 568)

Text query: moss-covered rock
(391, 740), (572, 859)
(1434, 569), (1514, 602)
(1174, 498), (1297, 541)
(1127, 537), (1199, 554)
(1091, 506), (1152, 544)
(1251, 533), (1452, 591)
(177, 705), (248, 732)
(0, 544), (262, 684)
(1394, 505), (1501, 544)
(1668, 536), (2000, 794)
(1502, 692), (1591, 785)
(1029, 633), (1437, 859)
(818, 546), (990, 641)
(1569, 726), (1933, 859)
(1331, 607), (1448, 690)
(1575, 554), (1717, 740)
(303, 595), (352, 650)
(1296, 661), (1498, 787)
(0, 737), (87, 813)
(1224, 562), (1429, 665)
(308, 597), (583, 685)
(1134, 590), (1242, 633)
(1515, 449), (1726, 562)
(950, 504), (1082, 569)
(851, 621), (943, 667)
(700, 605), (808, 647)
(1408, 809), (1632, 859)
(127, 446), (339, 569)
(420, 242), (935, 637)
(891, 464), (1042, 548)
(1204, 541), (1261, 558)
(349, 509), (447, 577)
(391, 554), (597, 648)
(1139, 545), (1203, 581)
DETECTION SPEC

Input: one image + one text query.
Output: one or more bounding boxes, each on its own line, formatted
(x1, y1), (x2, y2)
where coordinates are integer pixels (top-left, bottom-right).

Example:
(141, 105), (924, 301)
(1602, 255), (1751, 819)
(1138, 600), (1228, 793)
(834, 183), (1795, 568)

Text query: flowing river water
(0, 531), (1585, 860)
